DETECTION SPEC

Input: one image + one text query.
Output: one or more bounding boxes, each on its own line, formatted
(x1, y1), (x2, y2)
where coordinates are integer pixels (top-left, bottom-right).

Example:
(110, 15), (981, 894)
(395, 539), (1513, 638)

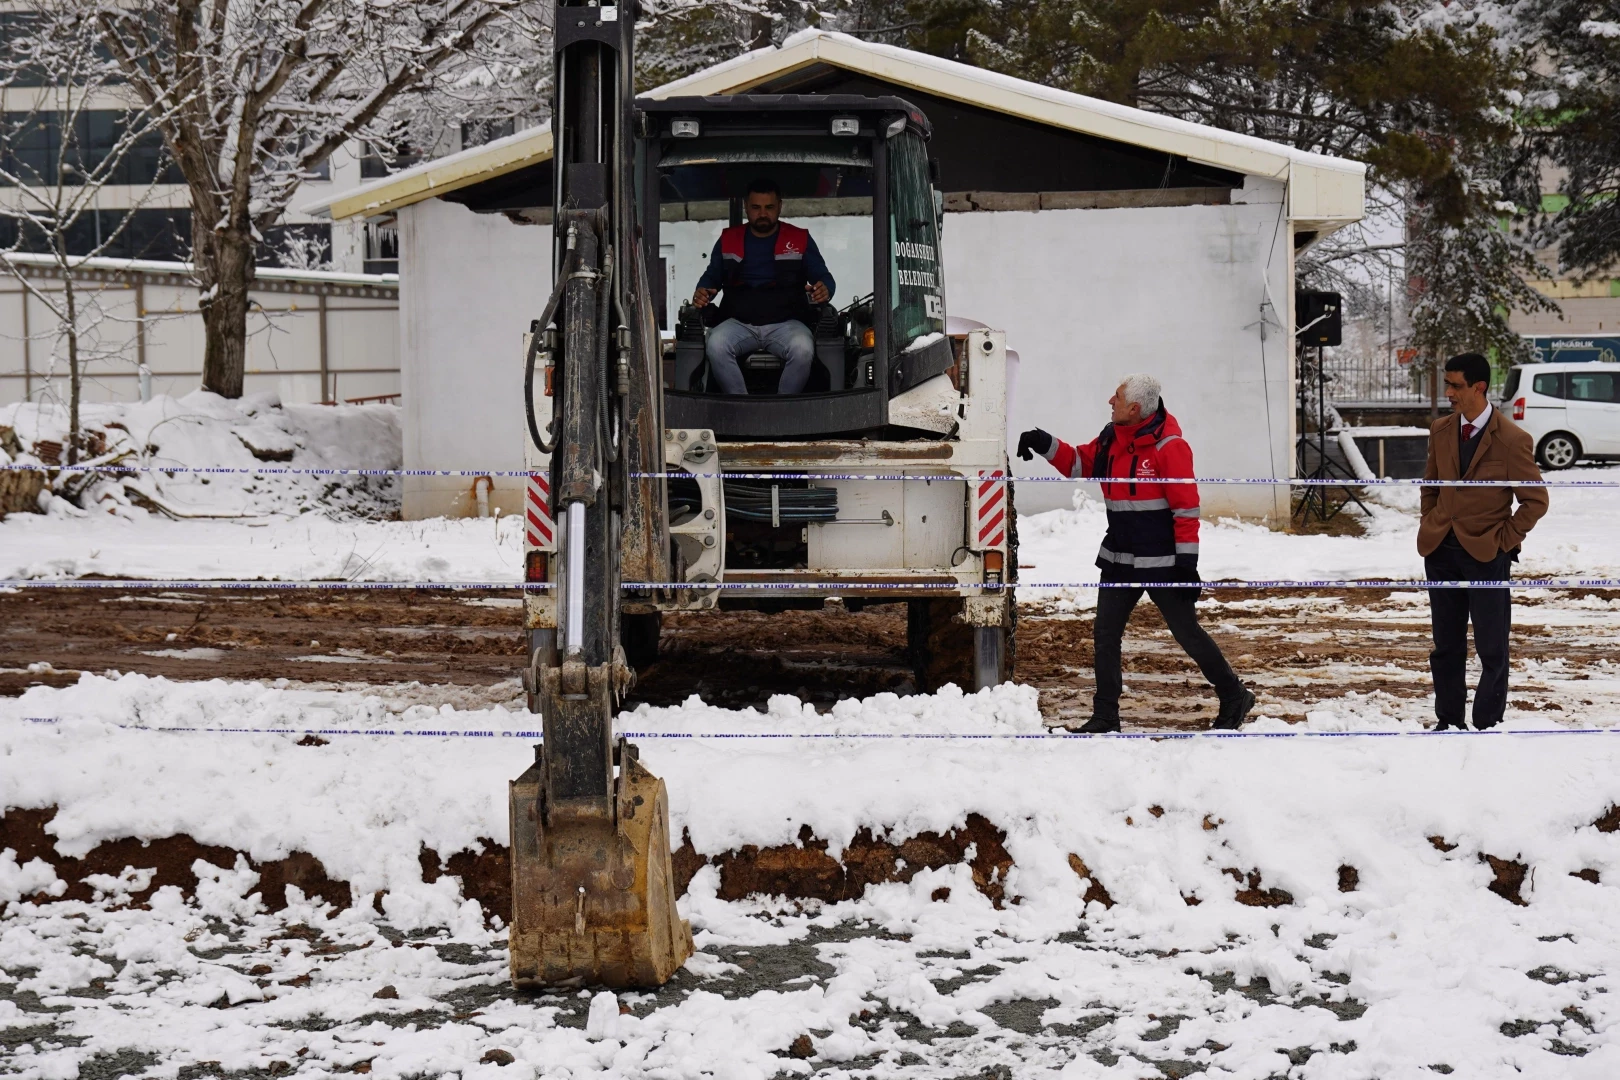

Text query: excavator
(509, 0), (1014, 987)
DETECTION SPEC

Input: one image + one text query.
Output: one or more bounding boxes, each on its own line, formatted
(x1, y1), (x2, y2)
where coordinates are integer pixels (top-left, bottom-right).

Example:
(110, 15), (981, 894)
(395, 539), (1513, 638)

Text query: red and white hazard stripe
(974, 471), (1007, 549)
(525, 472), (555, 551)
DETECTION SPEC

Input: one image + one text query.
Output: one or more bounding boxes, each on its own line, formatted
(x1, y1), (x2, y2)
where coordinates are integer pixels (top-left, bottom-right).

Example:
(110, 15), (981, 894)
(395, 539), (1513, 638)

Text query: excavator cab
(639, 96), (954, 440)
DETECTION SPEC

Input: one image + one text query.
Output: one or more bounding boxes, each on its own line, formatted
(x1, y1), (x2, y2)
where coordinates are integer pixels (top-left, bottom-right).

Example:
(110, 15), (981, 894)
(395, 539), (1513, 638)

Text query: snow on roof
(305, 29), (1363, 228)
(302, 123), (552, 222)
(1, 251), (397, 288)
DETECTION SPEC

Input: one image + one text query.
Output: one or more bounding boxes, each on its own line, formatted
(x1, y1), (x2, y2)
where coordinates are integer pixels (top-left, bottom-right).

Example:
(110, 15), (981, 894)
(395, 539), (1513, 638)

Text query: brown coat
(1418, 408), (1549, 561)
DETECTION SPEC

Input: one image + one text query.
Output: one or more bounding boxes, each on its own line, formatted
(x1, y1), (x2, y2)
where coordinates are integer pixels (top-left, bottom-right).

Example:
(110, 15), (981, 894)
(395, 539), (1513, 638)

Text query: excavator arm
(509, 0), (691, 989)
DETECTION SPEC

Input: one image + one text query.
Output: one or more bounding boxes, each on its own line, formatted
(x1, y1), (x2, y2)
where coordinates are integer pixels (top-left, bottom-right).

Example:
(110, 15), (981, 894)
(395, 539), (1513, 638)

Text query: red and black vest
(718, 222), (813, 327)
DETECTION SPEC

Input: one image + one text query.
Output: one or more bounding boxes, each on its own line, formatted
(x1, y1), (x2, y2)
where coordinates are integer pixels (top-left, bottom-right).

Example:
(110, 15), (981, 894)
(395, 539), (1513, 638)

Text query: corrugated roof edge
(300, 124), (553, 221)
(304, 29), (1364, 226)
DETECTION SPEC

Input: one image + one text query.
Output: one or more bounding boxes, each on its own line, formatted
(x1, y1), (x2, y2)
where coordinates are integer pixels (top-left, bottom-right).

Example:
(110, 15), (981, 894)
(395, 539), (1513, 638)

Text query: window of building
(364, 217), (398, 275)
(461, 118), (516, 149)
(360, 140), (421, 179)
(0, 110), (181, 186)
(0, 207), (191, 260)
(258, 223), (333, 269)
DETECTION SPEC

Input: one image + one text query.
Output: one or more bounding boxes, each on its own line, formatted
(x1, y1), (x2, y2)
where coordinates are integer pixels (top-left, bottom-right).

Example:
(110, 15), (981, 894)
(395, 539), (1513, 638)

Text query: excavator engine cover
(508, 745), (693, 987)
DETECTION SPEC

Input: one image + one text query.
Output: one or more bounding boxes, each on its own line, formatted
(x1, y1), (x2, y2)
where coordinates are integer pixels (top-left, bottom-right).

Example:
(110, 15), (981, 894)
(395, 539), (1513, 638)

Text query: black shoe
(1434, 718), (1467, 731)
(1473, 717), (1501, 731)
(1063, 715), (1120, 734)
(1211, 687), (1256, 730)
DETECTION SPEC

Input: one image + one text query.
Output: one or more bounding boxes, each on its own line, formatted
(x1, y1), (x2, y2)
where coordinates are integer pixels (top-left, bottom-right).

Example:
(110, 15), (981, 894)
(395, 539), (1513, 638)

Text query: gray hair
(1119, 373), (1161, 416)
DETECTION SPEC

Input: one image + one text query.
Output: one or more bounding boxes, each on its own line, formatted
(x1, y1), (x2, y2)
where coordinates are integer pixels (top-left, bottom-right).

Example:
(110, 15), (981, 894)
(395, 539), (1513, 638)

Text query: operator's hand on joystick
(805, 280), (830, 305)
(692, 287), (717, 309)
(1017, 428), (1054, 461)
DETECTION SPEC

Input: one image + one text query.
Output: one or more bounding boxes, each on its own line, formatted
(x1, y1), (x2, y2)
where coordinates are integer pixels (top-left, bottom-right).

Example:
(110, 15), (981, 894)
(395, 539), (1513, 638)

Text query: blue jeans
(705, 318), (815, 394)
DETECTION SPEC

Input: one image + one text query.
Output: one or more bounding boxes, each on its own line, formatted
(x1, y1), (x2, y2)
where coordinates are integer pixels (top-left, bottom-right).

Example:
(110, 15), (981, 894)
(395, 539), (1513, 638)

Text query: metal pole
(19, 278), (30, 401)
(318, 291), (329, 403)
(134, 275), (146, 375)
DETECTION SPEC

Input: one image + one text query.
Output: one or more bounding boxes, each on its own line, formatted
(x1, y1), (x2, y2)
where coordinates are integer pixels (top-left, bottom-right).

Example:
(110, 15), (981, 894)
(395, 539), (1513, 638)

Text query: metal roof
(303, 29), (1363, 230)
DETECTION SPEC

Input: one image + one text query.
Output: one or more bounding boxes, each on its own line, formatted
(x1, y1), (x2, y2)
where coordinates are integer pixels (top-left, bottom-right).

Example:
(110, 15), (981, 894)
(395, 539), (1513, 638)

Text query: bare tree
(90, 0), (549, 399)
(0, 6), (179, 463)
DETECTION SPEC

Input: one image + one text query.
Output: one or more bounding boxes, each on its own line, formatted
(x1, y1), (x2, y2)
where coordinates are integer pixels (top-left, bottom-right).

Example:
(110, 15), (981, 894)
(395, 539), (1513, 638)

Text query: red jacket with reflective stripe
(1043, 405), (1200, 579)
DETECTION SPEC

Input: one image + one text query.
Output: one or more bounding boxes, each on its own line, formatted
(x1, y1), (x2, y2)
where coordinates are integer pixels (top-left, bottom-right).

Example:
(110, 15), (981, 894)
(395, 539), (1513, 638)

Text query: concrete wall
(0, 268), (398, 409)
(397, 176), (1296, 523)
(947, 175), (1294, 521)
(398, 198), (551, 519)
(1513, 295), (1620, 337)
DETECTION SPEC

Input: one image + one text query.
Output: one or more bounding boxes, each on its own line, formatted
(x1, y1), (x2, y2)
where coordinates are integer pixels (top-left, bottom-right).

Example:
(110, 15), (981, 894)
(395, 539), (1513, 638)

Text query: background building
(305, 31), (1365, 523)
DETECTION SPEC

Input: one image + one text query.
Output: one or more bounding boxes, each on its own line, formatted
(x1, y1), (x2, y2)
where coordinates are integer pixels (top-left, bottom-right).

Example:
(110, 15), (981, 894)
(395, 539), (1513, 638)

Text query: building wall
(0, 267), (398, 408)
(1512, 294), (1620, 337)
(945, 175), (1293, 521)
(398, 198), (550, 519)
(398, 175), (1296, 523)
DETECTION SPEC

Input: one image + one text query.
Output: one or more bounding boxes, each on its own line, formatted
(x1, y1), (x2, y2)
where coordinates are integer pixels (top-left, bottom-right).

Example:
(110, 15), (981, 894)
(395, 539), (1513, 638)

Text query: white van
(1500, 362), (1620, 469)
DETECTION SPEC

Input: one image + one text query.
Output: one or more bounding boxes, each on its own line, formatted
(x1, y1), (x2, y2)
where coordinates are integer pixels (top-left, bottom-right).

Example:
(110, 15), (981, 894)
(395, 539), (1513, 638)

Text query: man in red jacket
(1019, 373), (1255, 732)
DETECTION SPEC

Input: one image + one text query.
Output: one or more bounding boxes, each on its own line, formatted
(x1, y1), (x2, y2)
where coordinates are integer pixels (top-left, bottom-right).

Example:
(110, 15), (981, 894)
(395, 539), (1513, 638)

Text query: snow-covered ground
(2, 676), (1619, 1078)
(1, 392), (402, 526)
(6, 413), (1620, 1076)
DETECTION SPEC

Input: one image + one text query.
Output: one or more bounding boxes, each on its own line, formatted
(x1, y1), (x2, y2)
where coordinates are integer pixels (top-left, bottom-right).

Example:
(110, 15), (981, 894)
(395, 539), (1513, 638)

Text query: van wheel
(1537, 432), (1580, 470)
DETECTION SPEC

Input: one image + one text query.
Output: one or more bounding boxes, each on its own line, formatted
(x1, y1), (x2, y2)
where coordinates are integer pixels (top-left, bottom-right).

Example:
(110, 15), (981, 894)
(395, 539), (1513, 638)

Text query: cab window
(1532, 372), (1564, 399)
(887, 131), (945, 354)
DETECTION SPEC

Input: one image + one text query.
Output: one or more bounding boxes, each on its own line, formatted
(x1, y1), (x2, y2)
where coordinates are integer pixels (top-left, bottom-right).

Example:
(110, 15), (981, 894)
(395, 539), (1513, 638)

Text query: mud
(7, 806), (1012, 920)
(1482, 854), (1530, 906)
(5, 585), (1614, 731)
(0, 807), (350, 911)
(0, 588), (525, 695)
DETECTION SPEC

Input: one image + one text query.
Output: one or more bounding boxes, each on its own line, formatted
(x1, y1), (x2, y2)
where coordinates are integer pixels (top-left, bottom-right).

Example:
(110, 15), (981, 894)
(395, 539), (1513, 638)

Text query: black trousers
(1093, 581), (1241, 719)
(1425, 535), (1512, 729)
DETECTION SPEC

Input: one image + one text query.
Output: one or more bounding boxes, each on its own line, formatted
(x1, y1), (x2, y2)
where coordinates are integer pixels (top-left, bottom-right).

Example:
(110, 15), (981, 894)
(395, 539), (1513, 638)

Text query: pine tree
(901, 0), (1550, 364)
(1530, 0), (1620, 276)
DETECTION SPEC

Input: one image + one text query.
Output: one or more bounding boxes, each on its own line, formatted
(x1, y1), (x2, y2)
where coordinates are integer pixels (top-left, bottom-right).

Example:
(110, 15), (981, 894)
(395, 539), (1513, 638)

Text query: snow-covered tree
(897, 0), (1548, 369)
(0, 6), (179, 463)
(89, 0), (550, 399)
(1529, 0), (1620, 277)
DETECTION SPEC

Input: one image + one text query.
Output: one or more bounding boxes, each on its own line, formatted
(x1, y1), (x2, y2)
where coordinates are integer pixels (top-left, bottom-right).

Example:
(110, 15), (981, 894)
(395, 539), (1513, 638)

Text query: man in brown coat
(1419, 353), (1550, 730)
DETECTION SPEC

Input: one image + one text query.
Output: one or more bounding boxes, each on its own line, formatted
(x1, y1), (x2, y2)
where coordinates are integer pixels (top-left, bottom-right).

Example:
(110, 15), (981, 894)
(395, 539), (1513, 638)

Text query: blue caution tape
(12, 717), (1616, 740)
(4, 578), (1620, 591)
(0, 462), (1609, 487)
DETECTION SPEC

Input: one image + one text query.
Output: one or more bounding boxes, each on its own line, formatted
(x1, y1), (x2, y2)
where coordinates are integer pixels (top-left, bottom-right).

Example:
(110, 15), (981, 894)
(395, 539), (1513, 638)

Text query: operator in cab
(690, 177), (836, 395)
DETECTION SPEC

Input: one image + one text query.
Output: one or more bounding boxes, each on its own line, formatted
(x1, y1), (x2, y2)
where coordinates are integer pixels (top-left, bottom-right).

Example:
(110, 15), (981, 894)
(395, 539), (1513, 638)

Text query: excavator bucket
(508, 744), (693, 988)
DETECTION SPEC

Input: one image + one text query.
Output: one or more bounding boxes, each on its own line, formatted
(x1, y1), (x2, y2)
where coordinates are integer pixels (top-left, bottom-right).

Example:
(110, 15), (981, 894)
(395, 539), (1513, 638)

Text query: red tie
(1462, 422), (1475, 440)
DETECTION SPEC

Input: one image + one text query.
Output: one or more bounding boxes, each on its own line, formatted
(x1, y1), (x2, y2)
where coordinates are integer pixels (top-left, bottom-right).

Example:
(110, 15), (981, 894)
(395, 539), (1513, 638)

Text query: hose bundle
(665, 478), (840, 525)
(722, 481), (838, 524)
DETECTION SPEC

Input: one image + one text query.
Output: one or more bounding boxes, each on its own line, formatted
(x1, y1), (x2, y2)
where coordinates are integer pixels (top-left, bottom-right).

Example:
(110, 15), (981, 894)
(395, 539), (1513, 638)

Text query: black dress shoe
(1063, 715), (1120, 734)
(1211, 687), (1256, 730)
(1473, 717), (1501, 731)
(1434, 718), (1467, 731)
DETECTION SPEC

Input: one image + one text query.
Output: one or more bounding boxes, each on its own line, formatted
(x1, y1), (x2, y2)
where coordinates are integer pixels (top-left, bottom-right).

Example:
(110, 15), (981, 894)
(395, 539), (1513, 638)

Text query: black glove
(1017, 428), (1054, 461)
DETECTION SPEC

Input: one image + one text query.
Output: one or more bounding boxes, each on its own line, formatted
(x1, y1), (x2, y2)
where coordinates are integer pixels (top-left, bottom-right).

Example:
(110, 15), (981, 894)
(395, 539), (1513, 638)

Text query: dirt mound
(1, 806), (349, 911)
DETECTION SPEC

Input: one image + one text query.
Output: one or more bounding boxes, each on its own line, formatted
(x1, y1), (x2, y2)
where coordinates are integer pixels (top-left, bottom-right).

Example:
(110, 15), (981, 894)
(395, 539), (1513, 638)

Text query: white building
(305, 31), (1365, 522)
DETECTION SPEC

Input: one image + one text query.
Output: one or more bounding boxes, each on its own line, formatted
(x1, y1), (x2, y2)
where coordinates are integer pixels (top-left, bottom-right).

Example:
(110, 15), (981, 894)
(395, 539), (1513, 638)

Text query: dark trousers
(1093, 582), (1241, 719)
(1425, 535), (1512, 729)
